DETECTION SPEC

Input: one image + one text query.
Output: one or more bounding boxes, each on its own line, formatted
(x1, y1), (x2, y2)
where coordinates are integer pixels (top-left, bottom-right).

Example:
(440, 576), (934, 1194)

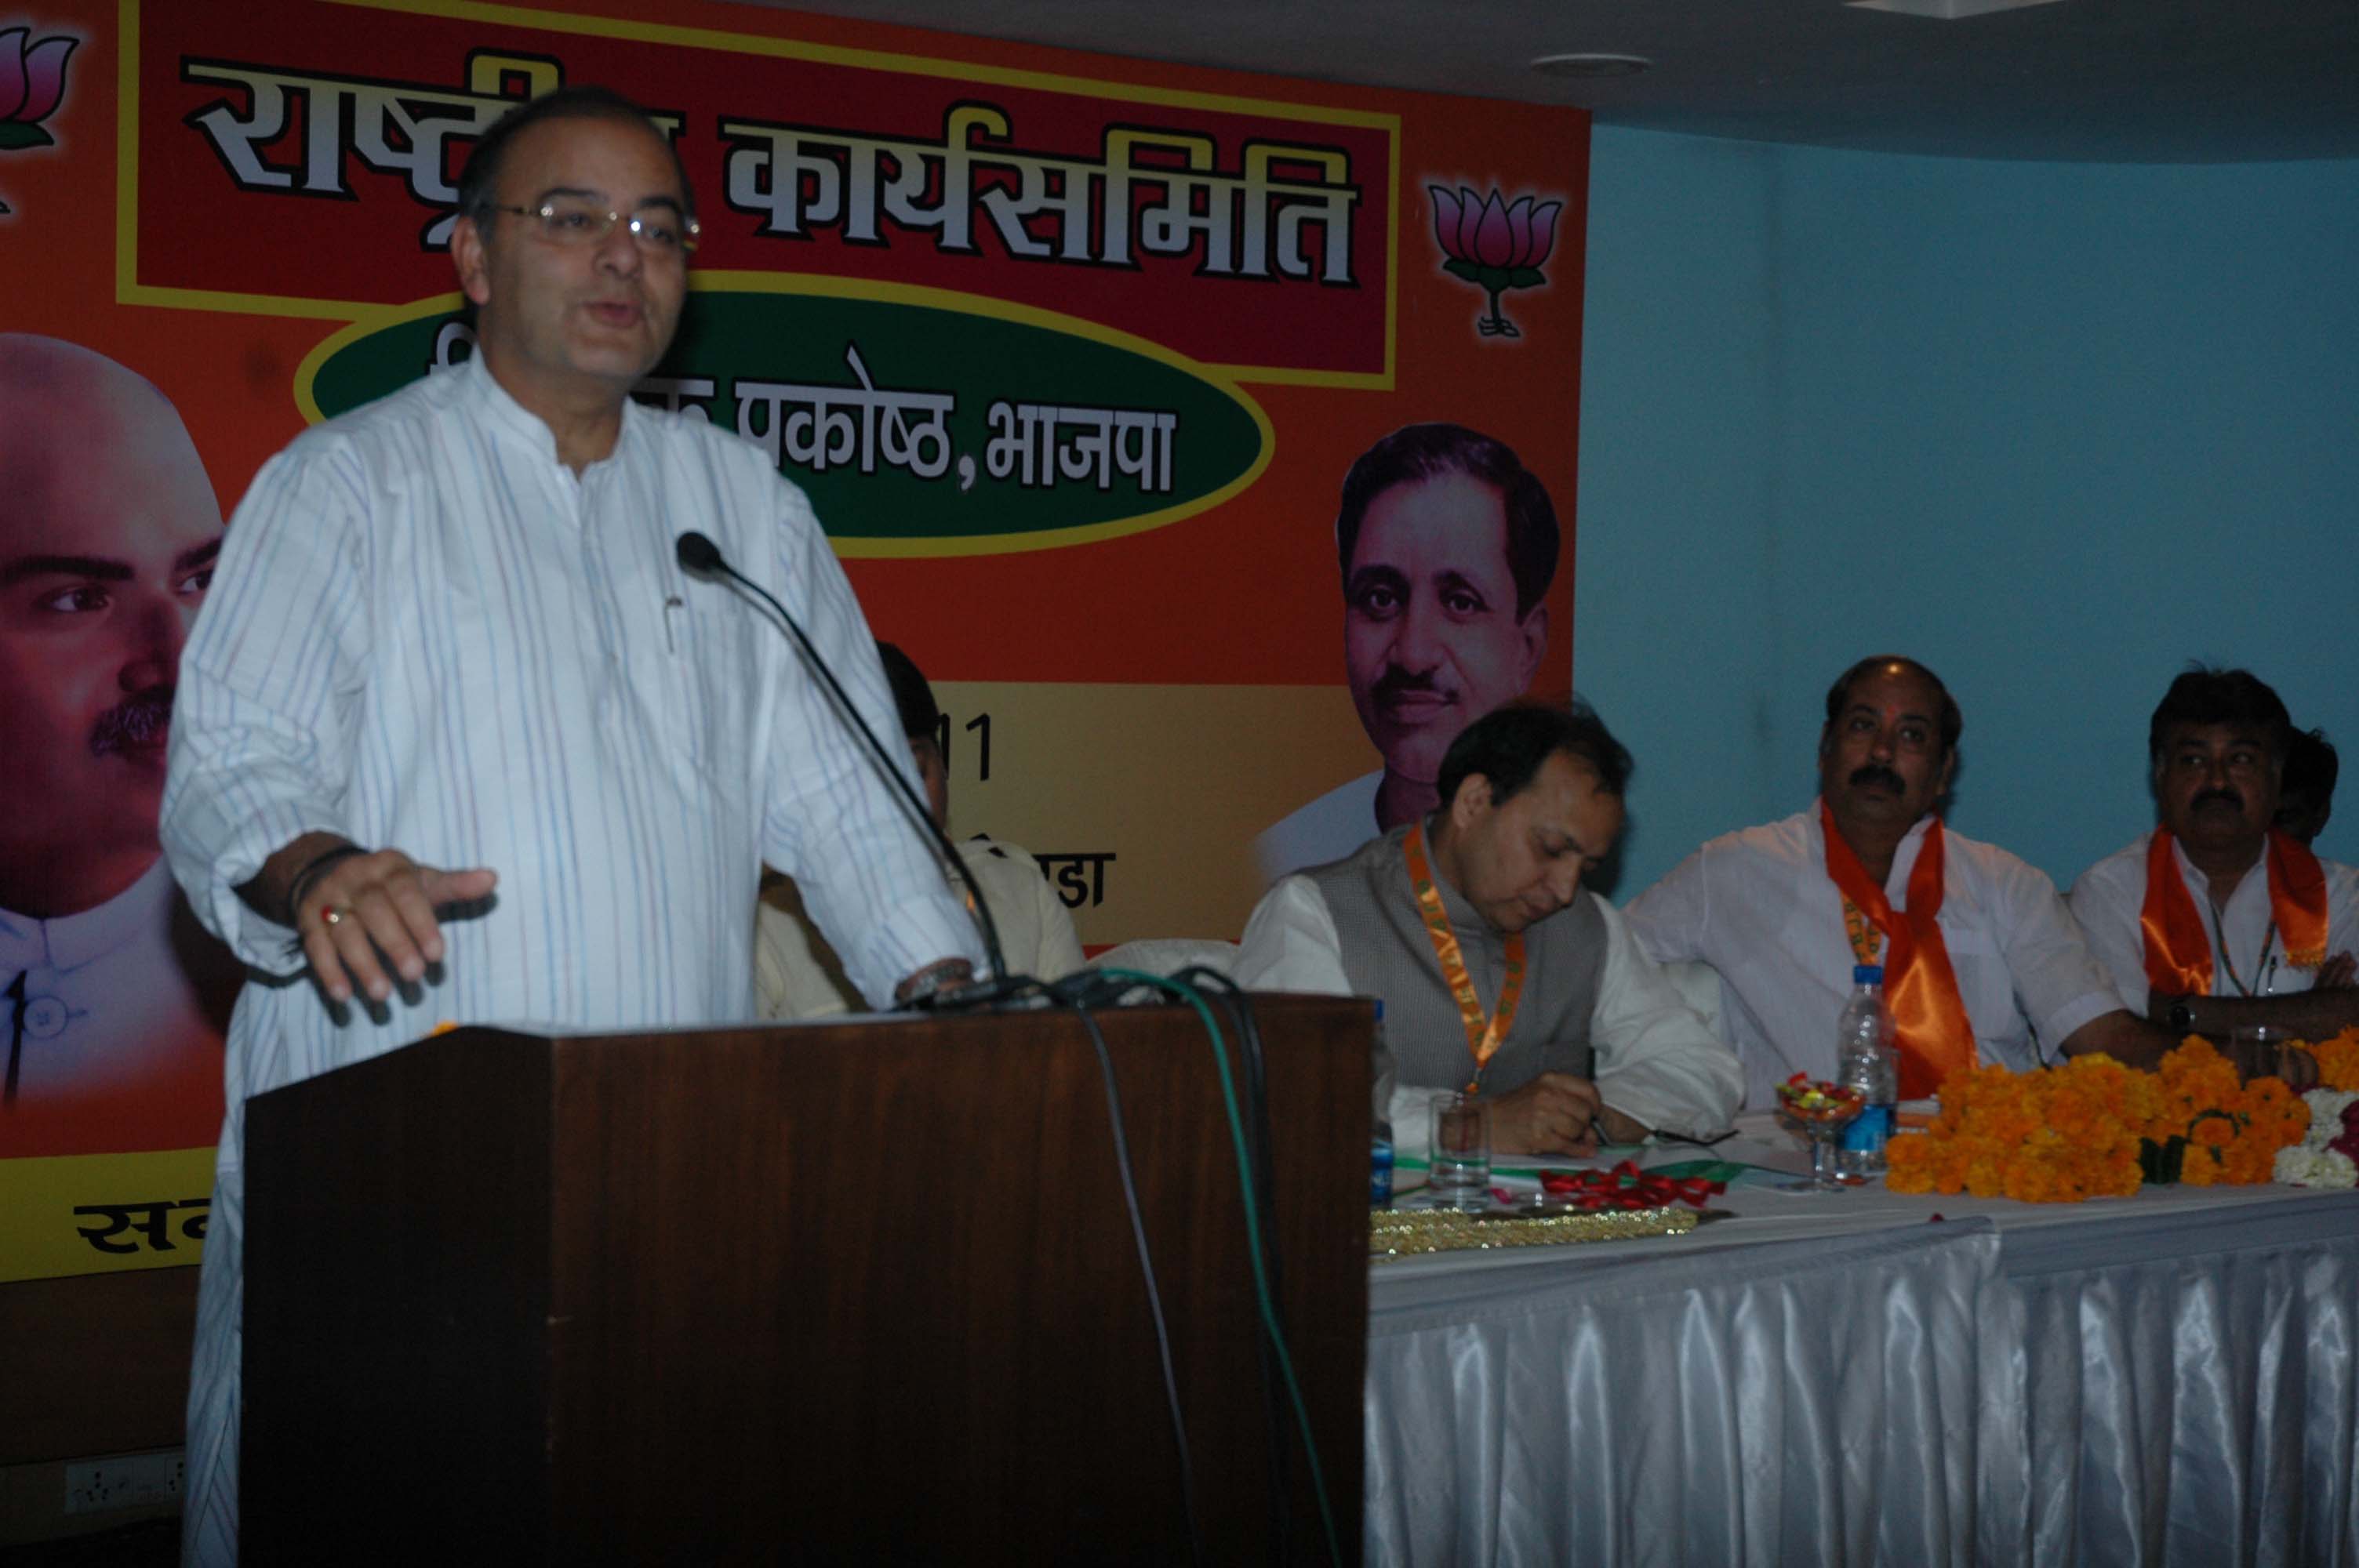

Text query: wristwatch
(2165, 996), (2197, 1036)
(896, 958), (976, 1008)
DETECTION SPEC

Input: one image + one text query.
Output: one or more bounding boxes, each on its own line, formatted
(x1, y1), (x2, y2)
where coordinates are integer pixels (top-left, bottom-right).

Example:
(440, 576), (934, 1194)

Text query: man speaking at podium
(161, 88), (978, 1564)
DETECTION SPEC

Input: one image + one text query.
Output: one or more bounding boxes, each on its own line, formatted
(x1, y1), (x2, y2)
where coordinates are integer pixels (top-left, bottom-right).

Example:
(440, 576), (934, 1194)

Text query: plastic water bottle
(1370, 1001), (1396, 1207)
(1835, 964), (1898, 1180)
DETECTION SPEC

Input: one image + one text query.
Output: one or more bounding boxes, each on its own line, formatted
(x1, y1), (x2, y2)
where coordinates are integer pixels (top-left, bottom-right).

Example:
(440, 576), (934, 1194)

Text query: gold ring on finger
(322, 906), (350, 927)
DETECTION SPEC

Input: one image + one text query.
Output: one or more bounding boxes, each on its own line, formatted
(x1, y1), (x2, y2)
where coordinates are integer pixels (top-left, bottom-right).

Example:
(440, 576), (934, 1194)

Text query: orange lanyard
(1403, 821), (1526, 1092)
(1841, 897), (1882, 966)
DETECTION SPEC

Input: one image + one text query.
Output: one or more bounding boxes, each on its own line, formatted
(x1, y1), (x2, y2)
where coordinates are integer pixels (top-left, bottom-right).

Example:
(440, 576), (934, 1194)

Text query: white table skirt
(1365, 1137), (2359, 1566)
(1986, 1200), (2359, 1568)
(1369, 1218), (1997, 1566)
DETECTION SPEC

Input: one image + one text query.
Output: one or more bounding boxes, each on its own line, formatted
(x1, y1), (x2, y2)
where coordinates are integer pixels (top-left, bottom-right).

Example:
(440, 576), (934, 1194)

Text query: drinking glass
(1776, 1081), (1865, 1192)
(2232, 1023), (2290, 1083)
(1430, 1091), (1492, 1210)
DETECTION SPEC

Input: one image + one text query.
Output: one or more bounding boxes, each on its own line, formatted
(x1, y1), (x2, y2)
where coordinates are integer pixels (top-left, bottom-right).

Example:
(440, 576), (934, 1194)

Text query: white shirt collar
(2168, 832), (2266, 910)
(0, 858), (173, 975)
(456, 349), (647, 473)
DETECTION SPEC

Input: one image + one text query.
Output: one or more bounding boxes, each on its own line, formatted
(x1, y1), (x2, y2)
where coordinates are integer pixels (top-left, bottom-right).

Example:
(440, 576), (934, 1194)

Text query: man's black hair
(2281, 727), (2338, 807)
(2146, 666), (2292, 768)
(1436, 700), (1632, 813)
(455, 85), (695, 235)
(875, 641), (939, 742)
(1334, 423), (1559, 619)
(1820, 655), (1964, 758)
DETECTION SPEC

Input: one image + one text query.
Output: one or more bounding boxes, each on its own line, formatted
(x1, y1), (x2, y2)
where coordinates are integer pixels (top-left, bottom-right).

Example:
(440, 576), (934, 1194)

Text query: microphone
(674, 531), (1017, 1006)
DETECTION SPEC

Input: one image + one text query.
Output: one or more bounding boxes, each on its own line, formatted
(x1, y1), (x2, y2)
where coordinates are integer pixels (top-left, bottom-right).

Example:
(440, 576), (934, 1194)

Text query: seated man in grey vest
(1234, 702), (1742, 1159)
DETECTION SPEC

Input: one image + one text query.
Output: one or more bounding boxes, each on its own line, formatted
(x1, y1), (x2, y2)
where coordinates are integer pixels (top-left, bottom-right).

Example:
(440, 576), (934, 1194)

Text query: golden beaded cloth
(1370, 1204), (1700, 1260)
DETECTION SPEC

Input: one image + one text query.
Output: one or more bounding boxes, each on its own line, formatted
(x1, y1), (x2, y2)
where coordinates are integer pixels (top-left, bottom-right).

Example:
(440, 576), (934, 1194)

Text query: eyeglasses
(493, 198), (700, 255)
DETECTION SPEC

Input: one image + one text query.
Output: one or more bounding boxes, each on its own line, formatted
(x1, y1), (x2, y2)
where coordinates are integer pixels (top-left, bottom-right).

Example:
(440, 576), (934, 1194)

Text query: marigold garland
(1885, 1036), (2333, 1202)
(2314, 1025), (2359, 1091)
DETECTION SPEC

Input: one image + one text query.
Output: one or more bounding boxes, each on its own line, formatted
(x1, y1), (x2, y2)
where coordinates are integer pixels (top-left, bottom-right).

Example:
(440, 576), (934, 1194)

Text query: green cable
(1100, 968), (1343, 1568)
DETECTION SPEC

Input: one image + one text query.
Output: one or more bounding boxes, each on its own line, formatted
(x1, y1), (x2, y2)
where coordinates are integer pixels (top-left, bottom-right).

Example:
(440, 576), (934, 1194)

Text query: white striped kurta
(161, 354), (976, 1564)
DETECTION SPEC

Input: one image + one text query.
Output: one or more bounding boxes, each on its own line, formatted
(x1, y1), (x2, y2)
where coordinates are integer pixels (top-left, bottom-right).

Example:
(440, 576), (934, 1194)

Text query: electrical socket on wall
(64, 1450), (184, 1514)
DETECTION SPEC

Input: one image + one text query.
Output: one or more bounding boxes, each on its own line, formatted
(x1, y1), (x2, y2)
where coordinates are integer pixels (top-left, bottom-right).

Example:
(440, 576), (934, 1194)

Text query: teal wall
(1576, 127), (2359, 898)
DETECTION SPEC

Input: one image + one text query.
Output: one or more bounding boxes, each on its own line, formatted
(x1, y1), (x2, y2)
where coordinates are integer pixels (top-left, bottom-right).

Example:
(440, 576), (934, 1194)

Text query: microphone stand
(675, 531), (1024, 1010)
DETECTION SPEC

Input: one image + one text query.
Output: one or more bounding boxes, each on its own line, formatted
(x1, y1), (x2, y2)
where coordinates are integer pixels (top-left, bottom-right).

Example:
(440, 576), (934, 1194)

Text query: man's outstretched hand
(253, 835), (497, 1006)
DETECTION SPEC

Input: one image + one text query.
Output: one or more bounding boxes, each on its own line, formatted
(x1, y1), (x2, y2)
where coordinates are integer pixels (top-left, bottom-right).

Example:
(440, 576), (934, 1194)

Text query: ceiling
(735, 0), (2359, 164)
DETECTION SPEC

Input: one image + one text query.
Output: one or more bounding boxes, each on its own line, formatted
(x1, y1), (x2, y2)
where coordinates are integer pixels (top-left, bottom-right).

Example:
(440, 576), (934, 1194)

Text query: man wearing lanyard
(1625, 655), (2167, 1109)
(2070, 668), (2359, 1046)
(1235, 702), (1741, 1160)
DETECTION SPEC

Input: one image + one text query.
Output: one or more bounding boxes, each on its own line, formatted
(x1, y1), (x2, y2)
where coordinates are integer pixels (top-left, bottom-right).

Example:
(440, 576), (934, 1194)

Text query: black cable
(1099, 967), (1343, 1568)
(1178, 970), (1287, 1298)
(1054, 965), (1344, 1566)
(1060, 992), (1204, 1568)
(1213, 983), (1299, 1558)
(1172, 969), (1292, 1556)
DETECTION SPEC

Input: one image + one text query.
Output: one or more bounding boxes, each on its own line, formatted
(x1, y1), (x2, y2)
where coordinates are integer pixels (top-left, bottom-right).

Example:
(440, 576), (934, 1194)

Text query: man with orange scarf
(1628, 656), (2168, 1108)
(2070, 668), (2359, 1049)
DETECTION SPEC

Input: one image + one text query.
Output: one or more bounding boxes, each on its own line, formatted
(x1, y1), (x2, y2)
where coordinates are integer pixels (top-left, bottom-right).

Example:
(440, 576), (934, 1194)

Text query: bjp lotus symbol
(0, 27), (76, 214)
(1430, 186), (1562, 339)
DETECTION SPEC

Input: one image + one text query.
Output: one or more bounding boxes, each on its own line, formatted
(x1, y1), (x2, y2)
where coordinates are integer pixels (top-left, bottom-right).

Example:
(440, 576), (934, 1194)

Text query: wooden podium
(242, 996), (1371, 1564)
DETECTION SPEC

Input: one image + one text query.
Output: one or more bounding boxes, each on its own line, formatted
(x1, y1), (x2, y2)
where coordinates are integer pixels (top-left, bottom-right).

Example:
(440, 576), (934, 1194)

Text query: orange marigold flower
(2189, 1113), (2237, 1150)
(1886, 1138), (1936, 1192)
(1864, 1038), (2314, 1203)
(2004, 1165), (2049, 1203)
(2314, 1028), (2359, 1091)
(1963, 1156), (2008, 1198)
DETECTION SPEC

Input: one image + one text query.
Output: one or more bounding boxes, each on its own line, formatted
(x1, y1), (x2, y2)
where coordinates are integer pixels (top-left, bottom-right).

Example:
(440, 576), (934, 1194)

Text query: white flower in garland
(2274, 1144), (2357, 1189)
(2275, 1089), (2359, 1189)
(2306, 1089), (2359, 1127)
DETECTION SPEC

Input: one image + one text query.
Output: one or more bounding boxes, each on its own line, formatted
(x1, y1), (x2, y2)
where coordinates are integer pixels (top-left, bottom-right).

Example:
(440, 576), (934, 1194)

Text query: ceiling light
(1529, 53), (1652, 79)
(1845, 0), (2064, 17)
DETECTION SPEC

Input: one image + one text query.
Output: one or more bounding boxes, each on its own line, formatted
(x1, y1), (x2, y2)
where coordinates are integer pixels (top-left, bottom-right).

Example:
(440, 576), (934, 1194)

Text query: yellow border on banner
(291, 271), (1278, 558)
(114, 0), (1399, 386)
(0, 1145), (216, 1284)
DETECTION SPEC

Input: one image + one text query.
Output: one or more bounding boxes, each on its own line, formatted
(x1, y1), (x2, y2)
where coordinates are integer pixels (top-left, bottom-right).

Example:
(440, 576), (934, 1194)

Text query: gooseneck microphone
(672, 530), (726, 576)
(674, 532), (1016, 1005)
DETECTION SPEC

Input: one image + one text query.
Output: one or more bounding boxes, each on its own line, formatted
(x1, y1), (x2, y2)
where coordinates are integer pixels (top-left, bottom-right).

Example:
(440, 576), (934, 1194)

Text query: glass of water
(2231, 1023), (2291, 1083)
(1429, 1091), (1492, 1210)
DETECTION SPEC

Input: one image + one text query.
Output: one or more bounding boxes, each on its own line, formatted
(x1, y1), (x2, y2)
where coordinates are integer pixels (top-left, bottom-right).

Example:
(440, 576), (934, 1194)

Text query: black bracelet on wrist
(896, 958), (976, 1007)
(283, 841), (366, 927)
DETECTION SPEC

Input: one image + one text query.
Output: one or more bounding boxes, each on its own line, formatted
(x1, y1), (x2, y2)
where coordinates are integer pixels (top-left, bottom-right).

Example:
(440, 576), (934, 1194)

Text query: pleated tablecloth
(1365, 1125), (2359, 1566)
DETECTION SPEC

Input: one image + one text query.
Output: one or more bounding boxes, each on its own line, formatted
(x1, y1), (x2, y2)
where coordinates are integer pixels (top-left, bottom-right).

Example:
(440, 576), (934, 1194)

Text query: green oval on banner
(297, 275), (1274, 557)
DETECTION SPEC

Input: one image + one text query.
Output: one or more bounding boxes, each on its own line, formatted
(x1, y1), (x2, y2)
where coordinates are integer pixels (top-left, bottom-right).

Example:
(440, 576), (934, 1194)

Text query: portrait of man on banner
(1256, 422), (1561, 881)
(0, 335), (237, 1157)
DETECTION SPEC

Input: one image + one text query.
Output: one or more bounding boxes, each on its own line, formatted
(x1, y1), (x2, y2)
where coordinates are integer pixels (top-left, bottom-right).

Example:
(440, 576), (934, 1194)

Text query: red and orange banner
(3, 0), (1586, 1279)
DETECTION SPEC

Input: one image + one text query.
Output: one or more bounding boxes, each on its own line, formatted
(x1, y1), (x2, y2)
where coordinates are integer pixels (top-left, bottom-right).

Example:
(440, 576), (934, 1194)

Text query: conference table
(1364, 1114), (2359, 1566)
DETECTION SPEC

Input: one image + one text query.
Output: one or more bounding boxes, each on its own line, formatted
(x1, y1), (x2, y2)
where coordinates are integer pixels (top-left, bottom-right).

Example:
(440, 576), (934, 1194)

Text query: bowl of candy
(1776, 1073), (1866, 1192)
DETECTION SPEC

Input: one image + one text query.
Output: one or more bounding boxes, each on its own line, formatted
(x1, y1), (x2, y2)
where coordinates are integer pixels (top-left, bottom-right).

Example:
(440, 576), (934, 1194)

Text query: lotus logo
(1428, 185), (1562, 340)
(0, 26), (77, 216)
